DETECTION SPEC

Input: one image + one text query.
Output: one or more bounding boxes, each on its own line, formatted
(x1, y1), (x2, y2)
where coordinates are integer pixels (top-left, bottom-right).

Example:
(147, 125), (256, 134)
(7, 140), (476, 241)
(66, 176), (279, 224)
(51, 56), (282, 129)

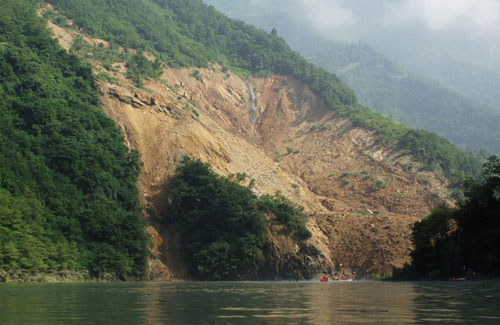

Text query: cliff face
(45, 13), (451, 279)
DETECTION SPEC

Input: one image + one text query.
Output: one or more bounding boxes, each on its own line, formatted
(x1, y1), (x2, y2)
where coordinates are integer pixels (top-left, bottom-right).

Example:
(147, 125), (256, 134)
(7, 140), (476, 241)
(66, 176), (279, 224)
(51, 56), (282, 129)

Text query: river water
(1, 281), (499, 324)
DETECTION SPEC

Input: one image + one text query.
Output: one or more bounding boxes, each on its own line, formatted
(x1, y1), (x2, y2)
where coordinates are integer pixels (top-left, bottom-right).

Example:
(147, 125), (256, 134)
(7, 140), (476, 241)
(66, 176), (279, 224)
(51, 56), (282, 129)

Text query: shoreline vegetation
(389, 156), (500, 281)
(0, 270), (90, 283)
(2, 270), (499, 284)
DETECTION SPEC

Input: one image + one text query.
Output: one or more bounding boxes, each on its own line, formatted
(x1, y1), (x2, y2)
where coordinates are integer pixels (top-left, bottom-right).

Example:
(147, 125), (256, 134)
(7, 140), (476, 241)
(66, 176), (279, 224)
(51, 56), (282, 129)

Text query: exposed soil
(43, 14), (453, 280)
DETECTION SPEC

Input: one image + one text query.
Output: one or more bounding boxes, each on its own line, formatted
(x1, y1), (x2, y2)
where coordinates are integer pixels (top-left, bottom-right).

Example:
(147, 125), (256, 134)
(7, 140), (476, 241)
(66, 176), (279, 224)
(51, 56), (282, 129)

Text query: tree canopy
(404, 156), (500, 279)
(0, 0), (149, 278)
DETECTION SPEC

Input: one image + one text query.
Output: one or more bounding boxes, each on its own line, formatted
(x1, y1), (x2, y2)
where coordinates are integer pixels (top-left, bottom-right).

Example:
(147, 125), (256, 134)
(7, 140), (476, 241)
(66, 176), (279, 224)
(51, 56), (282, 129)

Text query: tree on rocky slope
(407, 155), (500, 279)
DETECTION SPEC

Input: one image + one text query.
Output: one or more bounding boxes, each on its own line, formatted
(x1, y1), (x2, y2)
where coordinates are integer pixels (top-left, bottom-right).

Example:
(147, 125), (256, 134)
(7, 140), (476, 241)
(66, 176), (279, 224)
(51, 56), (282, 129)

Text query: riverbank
(0, 270), (97, 283)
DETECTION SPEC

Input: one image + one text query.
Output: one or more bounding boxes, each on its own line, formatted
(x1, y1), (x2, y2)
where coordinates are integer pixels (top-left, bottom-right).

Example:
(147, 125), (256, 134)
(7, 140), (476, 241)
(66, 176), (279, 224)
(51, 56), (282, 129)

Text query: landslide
(43, 6), (454, 280)
(103, 66), (450, 279)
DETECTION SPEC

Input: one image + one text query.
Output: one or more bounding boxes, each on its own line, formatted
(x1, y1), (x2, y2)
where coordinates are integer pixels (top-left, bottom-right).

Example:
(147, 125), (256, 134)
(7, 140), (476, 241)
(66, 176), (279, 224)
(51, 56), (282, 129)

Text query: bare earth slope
(45, 13), (451, 279)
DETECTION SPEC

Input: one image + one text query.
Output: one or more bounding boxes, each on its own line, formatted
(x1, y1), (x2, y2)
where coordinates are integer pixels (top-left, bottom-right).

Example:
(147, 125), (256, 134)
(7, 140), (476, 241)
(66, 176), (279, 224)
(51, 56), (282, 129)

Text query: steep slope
(40, 0), (479, 279)
(47, 14), (450, 277)
(97, 73), (335, 279)
(105, 66), (450, 278)
(203, 0), (500, 154)
(47, 0), (482, 185)
(0, 0), (149, 281)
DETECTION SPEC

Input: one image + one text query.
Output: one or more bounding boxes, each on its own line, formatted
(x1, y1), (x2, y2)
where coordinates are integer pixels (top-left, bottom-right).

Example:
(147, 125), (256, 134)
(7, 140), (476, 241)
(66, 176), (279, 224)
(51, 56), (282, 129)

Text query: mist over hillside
(204, 0), (500, 153)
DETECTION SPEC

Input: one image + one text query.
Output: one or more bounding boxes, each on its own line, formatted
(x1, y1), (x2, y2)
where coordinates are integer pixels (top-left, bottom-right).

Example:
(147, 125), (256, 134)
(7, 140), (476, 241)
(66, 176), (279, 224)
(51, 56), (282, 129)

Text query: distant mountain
(204, 0), (500, 154)
(300, 41), (500, 154)
(360, 23), (500, 112)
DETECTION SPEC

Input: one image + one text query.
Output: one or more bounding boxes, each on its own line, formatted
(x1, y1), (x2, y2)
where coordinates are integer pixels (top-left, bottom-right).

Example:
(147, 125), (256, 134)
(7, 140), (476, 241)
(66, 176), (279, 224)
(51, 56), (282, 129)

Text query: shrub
(341, 171), (351, 178)
(95, 71), (117, 83)
(371, 177), (386, 191)
(257, 192), (311, 240)
(192, 69), (202, 81)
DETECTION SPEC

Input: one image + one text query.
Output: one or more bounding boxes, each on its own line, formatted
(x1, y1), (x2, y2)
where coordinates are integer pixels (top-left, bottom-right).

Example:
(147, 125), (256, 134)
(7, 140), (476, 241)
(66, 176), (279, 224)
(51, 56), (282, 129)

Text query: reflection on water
(1, 281), (499, 324)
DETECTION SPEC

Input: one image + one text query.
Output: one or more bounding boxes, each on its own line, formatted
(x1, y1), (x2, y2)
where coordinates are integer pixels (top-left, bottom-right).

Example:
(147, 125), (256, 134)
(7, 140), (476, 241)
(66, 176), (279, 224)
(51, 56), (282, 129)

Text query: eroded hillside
(44, 9), (452, 279)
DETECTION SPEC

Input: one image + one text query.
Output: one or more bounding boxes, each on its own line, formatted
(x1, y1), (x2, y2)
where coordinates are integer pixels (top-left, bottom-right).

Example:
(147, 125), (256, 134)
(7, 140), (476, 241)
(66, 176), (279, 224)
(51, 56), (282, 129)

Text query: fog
(302, 0), (500, 107)
(233, 0), (500, 37)
(298, 0), (500, 36)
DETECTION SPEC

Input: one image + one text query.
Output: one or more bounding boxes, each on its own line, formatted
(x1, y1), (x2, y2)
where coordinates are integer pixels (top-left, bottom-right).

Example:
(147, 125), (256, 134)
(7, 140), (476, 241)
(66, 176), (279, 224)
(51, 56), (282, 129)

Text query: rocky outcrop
(259, 223), (333, 280)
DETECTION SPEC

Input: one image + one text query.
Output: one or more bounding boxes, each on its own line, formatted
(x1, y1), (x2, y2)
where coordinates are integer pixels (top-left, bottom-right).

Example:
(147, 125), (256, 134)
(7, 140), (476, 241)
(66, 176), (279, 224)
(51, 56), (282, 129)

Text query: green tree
(0, 0), (149, 278)
(410, 206), (458, 279)
(167, 157), (311, 280)
(406, 155), (500, 279)
(457, 155), (500, 274)
(168, 157), (267, 280)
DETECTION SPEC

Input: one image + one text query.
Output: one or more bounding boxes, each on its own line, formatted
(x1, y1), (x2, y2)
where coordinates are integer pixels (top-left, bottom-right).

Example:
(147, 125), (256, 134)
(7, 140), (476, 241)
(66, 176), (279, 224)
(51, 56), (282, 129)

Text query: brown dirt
(44, 17), (453, 280)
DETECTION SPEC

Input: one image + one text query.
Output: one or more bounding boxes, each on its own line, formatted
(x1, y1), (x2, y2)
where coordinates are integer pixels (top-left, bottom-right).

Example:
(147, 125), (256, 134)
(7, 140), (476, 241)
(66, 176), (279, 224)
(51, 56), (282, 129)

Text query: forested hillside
(203, 0), (500, 154)
(0, 0), (149, 279)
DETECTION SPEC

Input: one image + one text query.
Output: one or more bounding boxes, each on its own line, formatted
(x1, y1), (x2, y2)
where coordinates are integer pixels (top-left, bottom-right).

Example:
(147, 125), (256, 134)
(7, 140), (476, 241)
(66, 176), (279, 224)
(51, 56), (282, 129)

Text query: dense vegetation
(167, 157), (310, 280)
(398, 156), (500, 279)
(0, 0), (149, 278)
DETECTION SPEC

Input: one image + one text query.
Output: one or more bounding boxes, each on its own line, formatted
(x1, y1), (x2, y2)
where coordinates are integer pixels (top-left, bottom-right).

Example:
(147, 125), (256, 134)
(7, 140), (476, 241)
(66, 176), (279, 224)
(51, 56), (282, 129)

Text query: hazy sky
(300, 0), (500, 37)
(383, 0), (500, 31)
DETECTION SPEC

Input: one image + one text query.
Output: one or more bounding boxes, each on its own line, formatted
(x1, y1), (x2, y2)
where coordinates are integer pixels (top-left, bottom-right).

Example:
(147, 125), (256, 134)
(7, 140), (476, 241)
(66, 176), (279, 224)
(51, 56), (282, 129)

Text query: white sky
(299, 0), (500, 34)
(301, 0), (355, 30)
(383, 0), (500, 31)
